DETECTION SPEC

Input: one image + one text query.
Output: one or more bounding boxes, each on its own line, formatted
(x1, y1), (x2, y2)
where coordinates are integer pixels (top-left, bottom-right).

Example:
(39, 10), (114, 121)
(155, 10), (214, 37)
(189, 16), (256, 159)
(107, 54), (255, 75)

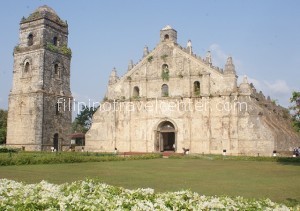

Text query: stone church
(6, 6), (72, 151)
(85, 25), (300, 156)
(6, 6), (300, 155)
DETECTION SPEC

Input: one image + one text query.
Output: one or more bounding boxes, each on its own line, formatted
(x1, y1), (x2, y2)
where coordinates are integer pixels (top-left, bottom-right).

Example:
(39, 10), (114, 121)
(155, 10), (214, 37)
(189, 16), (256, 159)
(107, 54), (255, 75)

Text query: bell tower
(7, 5), (72, 151)
(160, 25), (177, 43)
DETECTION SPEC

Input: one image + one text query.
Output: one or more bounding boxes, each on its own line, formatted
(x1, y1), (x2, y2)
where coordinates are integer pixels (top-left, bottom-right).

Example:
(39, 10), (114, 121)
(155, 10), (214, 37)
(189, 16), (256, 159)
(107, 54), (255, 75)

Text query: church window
(164, 34), (169, 40)
(161, 64), (169, 81)
(24, 62), (30, 73)
(27, 34), (33, 46)
(53, 36), (58, 46)
(161, 84), (169, 97)
(194, 81), (200, 96)
(133, 86), (140, 98)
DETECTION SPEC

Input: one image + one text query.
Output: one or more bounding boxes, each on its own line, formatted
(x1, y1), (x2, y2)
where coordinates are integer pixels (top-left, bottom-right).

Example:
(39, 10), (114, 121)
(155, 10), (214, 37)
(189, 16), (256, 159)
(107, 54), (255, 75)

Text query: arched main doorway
(156, 121), (176, 152)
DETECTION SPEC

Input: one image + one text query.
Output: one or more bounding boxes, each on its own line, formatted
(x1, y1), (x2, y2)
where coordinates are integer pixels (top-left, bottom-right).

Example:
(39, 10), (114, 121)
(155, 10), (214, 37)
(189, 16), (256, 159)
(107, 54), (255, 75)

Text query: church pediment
(106, 26), (240, 101)
(121, 39), (227, 85)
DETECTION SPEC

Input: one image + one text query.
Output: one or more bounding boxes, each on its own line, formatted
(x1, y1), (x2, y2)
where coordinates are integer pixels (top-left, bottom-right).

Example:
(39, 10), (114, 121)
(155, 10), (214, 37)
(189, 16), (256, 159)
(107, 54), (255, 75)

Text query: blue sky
(0, 0), (299, 111)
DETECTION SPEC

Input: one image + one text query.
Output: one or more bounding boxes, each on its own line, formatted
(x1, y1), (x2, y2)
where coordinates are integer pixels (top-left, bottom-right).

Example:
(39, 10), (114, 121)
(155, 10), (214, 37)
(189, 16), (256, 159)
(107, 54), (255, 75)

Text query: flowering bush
(0, 179), (294, 210)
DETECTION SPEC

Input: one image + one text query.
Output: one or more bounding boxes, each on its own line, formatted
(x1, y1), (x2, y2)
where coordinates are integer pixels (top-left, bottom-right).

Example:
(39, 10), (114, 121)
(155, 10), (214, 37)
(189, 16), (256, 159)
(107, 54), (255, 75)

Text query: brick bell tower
(7, 5), (72, 151)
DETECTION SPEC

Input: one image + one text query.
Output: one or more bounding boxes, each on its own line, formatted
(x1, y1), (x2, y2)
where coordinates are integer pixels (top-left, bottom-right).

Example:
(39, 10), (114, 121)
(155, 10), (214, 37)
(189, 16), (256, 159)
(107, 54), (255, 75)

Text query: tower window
(194, 81), (200, 96)
(133, 86), (140, 98)
(27, 34), (33, 46)
(24, 62), (30, 73)
(54, 64), (60, 78)
(53, 37), (58, 46)
(161, 84), (169, 97)
(164, 34), (169, 40)
(54, 64), (58, 74)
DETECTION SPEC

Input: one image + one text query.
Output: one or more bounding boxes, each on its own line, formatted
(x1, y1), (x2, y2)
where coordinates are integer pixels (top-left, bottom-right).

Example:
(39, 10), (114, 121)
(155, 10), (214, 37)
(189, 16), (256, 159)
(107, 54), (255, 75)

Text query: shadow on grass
(283, 198), (300, 207)
(169, 154), (300, 166)
(276, 157), (300, 166)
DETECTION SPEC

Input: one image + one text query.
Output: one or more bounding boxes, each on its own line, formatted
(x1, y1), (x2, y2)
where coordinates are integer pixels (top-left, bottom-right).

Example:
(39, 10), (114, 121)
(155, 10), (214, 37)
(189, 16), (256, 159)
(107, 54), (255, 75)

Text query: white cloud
(209, 43), (242, 71)
(208, 44), (292, 107)
(209, 43), (227, 68)
(239, 76), (292, 107)
(263, 80), (290, 95)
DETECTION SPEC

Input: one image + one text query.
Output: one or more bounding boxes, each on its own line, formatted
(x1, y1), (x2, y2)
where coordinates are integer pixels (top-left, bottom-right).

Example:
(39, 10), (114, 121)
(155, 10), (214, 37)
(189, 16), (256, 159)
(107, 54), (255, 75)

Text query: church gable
(106, 25), (237, 100)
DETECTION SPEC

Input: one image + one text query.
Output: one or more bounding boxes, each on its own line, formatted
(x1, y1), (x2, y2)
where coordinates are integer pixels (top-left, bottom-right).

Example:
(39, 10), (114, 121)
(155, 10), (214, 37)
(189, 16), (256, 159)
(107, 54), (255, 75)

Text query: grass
(0, 158), (299, 205)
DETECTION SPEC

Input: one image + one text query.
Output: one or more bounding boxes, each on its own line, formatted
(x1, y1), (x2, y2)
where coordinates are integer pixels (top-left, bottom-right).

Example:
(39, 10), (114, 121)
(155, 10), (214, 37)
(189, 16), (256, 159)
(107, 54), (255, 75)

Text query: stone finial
(243, 75), (248, 84)
(187, 40), (192, 47)
(128, 60), (134, 71)
(143, 45), (149, 57)
(205, 51), (212, 65)
(238, 75), (251, 94)
(224, 56), (236, 74)
(187, 40), (192, 54)
(109, 67), (119, 85)
(259, 91), (266, 100)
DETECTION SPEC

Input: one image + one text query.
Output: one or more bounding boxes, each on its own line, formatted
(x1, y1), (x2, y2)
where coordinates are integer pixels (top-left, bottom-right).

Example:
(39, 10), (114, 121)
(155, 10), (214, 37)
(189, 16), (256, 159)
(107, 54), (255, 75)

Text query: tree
(289, 91), (300, 132)
(72, 106), (97, 133)
(0, 109), (8, 144)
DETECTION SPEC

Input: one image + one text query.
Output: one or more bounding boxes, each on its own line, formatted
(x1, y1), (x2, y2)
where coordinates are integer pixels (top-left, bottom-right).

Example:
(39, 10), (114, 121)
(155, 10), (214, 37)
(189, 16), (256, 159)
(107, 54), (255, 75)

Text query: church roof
(161, 25), (173, 30)
(70, 133), (85, 139)
(21, 5), (67, 26)
(35, 5), (58, 15)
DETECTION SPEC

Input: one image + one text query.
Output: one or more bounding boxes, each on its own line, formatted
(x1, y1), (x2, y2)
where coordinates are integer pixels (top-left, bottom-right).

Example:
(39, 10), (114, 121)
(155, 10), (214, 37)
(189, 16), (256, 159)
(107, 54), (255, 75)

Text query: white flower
(0, 179), (292, 210)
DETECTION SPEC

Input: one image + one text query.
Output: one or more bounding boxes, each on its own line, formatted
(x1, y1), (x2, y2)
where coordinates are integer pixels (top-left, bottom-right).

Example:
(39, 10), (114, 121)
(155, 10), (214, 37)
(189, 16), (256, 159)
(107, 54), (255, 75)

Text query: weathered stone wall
(7, 6), (72, 151)
(86, 95), (300, 156)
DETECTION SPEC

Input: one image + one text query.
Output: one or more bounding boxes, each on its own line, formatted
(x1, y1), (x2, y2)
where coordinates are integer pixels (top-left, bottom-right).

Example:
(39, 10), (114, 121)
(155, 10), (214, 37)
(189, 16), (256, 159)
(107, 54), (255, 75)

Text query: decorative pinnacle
(224, 56), (236, 74)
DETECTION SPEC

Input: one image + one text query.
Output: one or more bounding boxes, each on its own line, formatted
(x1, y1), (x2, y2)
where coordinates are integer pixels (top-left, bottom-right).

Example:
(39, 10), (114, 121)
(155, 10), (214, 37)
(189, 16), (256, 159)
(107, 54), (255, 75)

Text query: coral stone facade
(6, 6), (72, 151)
(85, 26), (300, 156)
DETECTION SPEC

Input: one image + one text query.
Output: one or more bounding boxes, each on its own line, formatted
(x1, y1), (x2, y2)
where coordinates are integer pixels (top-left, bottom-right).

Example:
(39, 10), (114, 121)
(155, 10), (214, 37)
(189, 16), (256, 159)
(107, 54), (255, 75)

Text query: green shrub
(46, 43), (72, 57)
(0, 152), (162, 166)
(0, 146), (19, 153)
(60, 45), (72, 56)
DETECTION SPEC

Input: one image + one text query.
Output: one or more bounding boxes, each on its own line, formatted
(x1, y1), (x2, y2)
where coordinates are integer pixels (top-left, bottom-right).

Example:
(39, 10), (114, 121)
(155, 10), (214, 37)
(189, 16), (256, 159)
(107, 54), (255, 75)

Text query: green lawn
(0, 158), (299, 204)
